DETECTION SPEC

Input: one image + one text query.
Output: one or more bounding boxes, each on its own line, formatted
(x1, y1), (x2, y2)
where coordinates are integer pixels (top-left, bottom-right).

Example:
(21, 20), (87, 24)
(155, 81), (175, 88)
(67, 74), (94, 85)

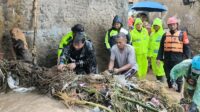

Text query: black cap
(71, 24), (84, 33)
(73, 32), (86, 43)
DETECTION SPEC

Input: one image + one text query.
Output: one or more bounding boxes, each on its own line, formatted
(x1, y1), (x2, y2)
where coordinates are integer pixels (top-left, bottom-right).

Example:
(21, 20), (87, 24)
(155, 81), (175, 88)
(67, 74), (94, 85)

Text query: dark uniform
(157, 30), (191, 92)
(60, 40), (97, 74)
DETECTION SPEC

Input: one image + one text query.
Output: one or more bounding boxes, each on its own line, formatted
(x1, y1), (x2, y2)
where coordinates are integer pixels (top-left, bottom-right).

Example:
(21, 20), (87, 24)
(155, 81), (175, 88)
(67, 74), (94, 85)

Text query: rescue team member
(148, 18), (165, 82)
(170, 55), (200, 112)
(157, 16), (191, 92)
(108, 33), (137, 79)
(105, 15), (131, 51)
(58, 32), (97, 74)
(57, 24), (84, 63)
(130, 18), (149, 79)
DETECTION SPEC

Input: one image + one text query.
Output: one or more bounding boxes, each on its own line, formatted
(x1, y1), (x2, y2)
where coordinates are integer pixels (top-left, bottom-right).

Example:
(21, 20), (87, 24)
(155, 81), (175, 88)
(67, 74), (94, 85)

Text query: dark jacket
(157, 31), (191, 62)
(60, 40), (97, 74)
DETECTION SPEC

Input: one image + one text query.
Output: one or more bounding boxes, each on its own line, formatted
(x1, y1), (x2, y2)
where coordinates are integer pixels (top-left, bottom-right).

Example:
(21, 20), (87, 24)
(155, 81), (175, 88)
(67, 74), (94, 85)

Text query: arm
(108, 47), (115, 70)
(108, 59), (114, 71)
(170, 59), (192, 81)
(157, 33), (165, 61)
(182, 32), (191, 59)
(104, 31), (111, 49)
(59, 45), (71, 65)
(117, 64), (132, 73)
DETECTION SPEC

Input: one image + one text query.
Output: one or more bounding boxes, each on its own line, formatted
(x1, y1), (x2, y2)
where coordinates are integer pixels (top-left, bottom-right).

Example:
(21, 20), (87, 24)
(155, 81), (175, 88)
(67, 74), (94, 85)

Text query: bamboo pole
(118, 95), (159, 112)
(32, 0), (38, 65)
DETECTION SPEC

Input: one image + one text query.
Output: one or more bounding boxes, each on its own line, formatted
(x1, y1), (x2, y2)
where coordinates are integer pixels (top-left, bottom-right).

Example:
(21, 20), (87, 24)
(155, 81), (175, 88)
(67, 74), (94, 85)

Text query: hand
(113, 68), (120, 74)
(58, 64), (67, 71)
(156, 60), (161, 66)
(67, 63), (76, 70)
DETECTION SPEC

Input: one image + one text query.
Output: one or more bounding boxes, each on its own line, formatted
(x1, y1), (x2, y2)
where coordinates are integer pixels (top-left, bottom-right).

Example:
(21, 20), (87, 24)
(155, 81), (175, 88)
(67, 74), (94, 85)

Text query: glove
(189, 102), (198, 112)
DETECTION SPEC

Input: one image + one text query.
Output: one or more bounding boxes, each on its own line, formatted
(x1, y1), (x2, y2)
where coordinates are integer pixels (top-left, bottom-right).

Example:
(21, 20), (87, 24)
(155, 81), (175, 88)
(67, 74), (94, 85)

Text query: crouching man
(170, 55), (200, 111)
(108, 33), (137, 78)
(57, 32), (97, 74)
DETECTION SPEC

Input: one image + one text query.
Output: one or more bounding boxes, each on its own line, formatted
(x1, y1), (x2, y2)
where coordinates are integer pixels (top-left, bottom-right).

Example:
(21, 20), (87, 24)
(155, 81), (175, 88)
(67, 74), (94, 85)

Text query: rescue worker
(104, 15), (131, 51)
(57, 24), (84, 63)
(10, 28), (32, 62)
(130, 18), (149, 79)
(57, 32), (97, 74)
(108, 33), (137, 78)
(170, 55), (200, 112)
(157, 16), (191, 92)
(128, 15), (134, 30)
(148, 18), (165, 82)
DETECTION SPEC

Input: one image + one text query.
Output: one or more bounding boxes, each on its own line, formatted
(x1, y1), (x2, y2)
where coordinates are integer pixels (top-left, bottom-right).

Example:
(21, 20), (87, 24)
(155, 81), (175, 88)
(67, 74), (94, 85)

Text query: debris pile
(0, 60), (184, 112)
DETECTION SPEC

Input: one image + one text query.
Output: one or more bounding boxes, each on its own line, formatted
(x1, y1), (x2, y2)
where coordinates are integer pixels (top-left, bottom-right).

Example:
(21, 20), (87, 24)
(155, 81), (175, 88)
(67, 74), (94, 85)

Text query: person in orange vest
(157, 17), (191, 92)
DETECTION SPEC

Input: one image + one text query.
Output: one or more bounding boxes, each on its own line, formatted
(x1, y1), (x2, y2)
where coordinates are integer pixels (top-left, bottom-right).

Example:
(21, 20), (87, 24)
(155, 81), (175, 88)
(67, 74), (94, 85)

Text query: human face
(136, 23), (142, 31)
(168, 23), (178, 31)
(114, 23), (121, 29)
(73, 41), (84, 50)
(153, 25), (160, 32)
(116, 37), (126, 49)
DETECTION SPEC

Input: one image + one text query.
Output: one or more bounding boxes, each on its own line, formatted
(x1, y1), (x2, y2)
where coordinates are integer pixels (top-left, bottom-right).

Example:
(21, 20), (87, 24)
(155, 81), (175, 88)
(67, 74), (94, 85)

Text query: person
(170, 55), (200, 111)
(104, 15), (131, 51)
(108, 33), (137, 78)
(128, 15), (134, 30)
(148, 18), (165, 82)
(57, 32), (97, 74)
(10, 28), (32, 62)
(57, 24), (85, 63)
(157, 16), (191, 92)
(130, 18), (149, 79)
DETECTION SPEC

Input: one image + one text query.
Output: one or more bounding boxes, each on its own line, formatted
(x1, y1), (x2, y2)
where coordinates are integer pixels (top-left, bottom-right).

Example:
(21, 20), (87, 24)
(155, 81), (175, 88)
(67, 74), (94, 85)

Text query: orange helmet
(167, 17), (178, 25)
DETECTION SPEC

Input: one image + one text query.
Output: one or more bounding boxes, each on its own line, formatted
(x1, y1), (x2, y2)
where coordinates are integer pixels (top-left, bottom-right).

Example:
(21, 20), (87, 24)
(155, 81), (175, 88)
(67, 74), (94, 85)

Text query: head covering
(167, 17), (178, 25)
(112, 15), (123, 27)
(134, 18), (143, 29)
(152, 18), (164, 32)
(71, 24), (84, 33)
(192, 55), (200, 74)
(73, 32), (86, 43)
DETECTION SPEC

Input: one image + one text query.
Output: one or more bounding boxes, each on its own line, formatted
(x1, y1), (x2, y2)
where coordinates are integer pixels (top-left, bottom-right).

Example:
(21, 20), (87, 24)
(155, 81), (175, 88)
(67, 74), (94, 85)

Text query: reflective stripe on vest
(164, 31), (183, 53)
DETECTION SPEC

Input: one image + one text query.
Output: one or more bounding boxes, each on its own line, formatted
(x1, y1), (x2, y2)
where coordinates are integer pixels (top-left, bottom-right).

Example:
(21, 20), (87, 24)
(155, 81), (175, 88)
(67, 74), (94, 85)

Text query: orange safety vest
(164, 31), (183, 53)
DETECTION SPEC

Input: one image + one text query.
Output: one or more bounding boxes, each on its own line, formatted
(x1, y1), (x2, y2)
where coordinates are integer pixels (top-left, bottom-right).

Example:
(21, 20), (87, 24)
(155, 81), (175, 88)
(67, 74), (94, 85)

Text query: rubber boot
(156, 76), (165, 83)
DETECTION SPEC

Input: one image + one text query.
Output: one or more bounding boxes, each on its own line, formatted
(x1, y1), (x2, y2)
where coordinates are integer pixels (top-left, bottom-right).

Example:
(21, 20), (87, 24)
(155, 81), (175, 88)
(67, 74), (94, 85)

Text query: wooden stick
(32, 0), (38, 64)
(57, 92), (113, 112)
(118, 95), (159, 112)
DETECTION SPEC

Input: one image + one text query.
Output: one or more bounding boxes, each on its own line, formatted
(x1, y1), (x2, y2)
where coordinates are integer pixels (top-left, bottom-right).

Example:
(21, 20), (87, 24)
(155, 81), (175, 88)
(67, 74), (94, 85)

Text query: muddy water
(0, 92), (90, 112)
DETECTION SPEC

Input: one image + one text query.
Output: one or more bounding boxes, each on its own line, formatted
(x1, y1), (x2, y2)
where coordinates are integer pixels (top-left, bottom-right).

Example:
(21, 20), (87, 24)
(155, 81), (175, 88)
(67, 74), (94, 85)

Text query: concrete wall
(0, 0), (129, 71)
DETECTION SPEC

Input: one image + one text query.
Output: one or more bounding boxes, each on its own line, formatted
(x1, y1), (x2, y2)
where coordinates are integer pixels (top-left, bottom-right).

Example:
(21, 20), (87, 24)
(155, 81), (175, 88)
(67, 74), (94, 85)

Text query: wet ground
(0, 92), (90, 112)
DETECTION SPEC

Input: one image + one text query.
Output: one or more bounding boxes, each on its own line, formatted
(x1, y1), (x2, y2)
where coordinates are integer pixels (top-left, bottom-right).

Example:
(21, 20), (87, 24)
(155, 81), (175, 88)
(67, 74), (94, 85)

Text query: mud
(0, 92), (90, 112)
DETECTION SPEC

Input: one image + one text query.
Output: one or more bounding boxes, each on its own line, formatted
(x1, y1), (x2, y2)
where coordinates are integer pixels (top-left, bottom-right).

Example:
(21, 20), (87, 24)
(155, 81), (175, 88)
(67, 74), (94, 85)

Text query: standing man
(105, 15), (131, 51)
(130, 18), (149, 79)
(58, 24), (85, 63)
(58, 32), (97, 74)
(108, 33), (137, 78)
(148, 18), (165, 82)
(157, 16), (191, 92)
(170, 55), (200, 112)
